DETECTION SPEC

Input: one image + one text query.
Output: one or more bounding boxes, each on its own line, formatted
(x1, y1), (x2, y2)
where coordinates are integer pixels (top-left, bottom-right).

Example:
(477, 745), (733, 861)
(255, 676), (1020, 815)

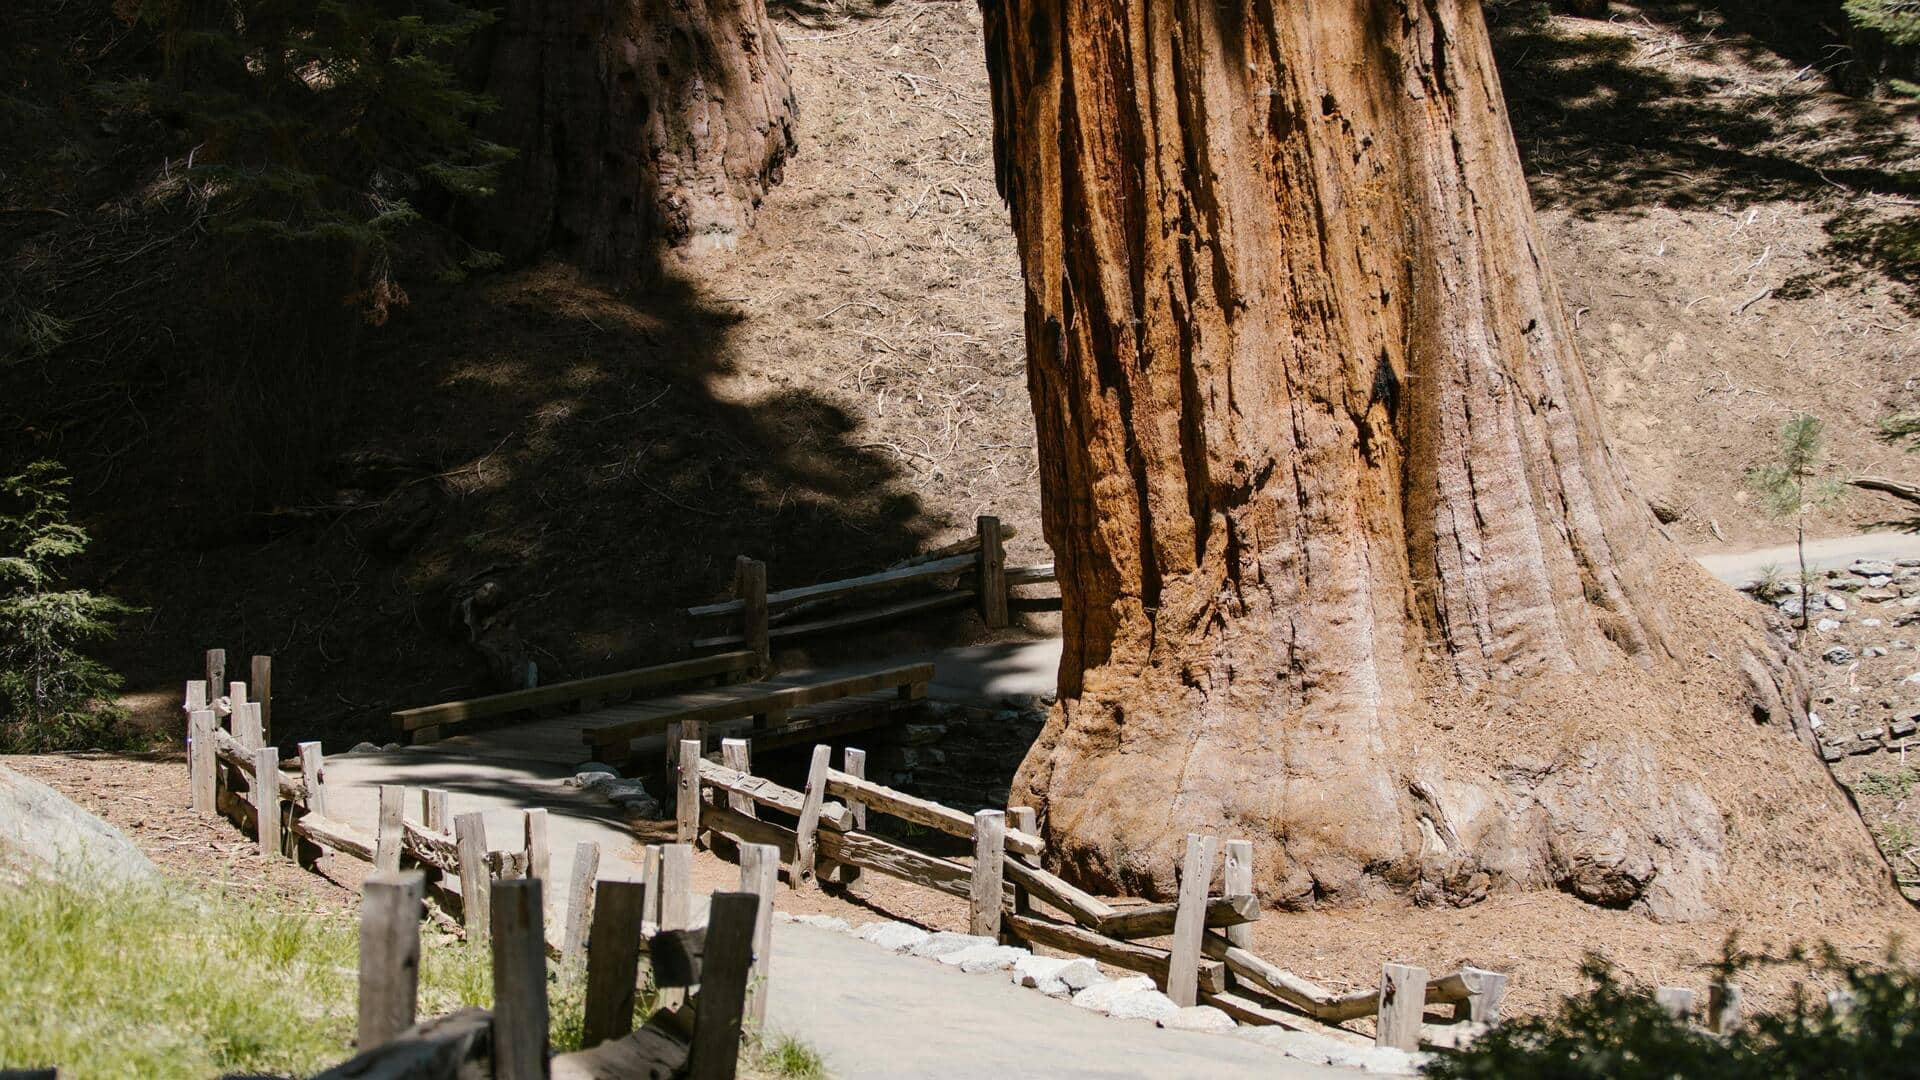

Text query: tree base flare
(1015, 554), (1897, 923)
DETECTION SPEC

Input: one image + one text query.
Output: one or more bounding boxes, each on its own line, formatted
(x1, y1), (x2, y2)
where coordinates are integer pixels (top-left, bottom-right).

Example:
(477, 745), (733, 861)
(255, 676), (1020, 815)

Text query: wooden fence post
(658, 843), (693, 1010)
(523, 808), (550, 884)
(1655, 986), (1696, 1021)
(454, 812), (491, 936)
(977, 515), (1008, 628)
(1007, 806), (1036, 915)
(561, 840), (602, 966)
(227, 682), (250, 738)
(690, 892), (759, 1080)
(581, 879), (649, 1049)
(840, 748), (868, 891)
(1167, 833), (1217, 1007)
(185, 679), (208, 716)
(1454, 967), (1508, 1023)
(205, 649), (226, 705)
(1222, 839), (1254, 951)
(792, 745), (832, 889)
(250, 654), (272, 745)
(736, 556), (770, 677)
(424, 788), (449, 833)
(1376, 963), (1429, 1051)
(971, 810), (1007, 939)
(357, 870), (425, 1052)
(740, 842), (779, 1028)
(722, 739), (756, 817)
(642, 844), (665, 929)
(678, 739), (703, 845)
(489, 878), (548, 1080)
(253, 745), (281, 858)
(1709, 980), (1744, 1035)
(189, 709), (216, 814)
(297, 742), (326, 818)
(375, 785), (406, 875)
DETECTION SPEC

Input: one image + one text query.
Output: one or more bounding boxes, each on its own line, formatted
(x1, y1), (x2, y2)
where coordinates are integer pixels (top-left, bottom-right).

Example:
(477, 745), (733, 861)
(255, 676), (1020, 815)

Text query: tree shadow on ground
(25, 261), (940, 745)
(1489, 1), (1920, 300)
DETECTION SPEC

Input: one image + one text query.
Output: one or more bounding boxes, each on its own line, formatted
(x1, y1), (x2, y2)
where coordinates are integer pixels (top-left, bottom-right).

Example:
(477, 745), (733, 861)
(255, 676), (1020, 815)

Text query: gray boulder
(0, 765), (158, 886)
(858, 921), (932, 953)
(1160, 1005), (1237, 1033)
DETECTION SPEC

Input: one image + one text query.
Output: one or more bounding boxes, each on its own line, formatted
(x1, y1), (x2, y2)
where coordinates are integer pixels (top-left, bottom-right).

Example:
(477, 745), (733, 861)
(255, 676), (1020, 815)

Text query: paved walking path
(764, 922), (1349, 1080)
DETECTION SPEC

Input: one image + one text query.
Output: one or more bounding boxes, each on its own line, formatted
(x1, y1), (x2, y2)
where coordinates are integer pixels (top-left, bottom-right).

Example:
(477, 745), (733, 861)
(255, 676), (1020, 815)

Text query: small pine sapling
(1745, 414), (1843, 634)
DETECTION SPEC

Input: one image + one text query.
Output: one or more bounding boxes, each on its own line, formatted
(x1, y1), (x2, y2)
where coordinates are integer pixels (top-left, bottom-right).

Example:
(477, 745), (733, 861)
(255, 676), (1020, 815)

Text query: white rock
(857, 921), (931, 953)
(1057, 958), (1106, 990)
(1828, 594), (1849, 611)
(1012, 954), (1072, 985)
(1817, 618), (1842, 633)
(940, 943), (1028, 973)
(1072, 975), (1158, 1013)
(1906, 671), (1920, 685)
(1159, 1005), (1237, 1032)
(790, 914), (851, 932)
(910, 931), (996, 959)
(349, 742), (381, 754)
(1105, 988), (1180, 1022)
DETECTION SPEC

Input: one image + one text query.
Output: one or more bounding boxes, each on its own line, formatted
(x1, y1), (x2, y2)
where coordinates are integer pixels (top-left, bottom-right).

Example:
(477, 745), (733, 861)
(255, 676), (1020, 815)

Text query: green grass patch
(0, 872), (811, 1076)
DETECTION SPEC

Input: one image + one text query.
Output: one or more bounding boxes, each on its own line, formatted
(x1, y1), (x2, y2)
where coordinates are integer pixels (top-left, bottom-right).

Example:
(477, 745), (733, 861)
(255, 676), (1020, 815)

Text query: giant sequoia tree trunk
(476, 0), (796, 281)
(982, 0), (1895, 919)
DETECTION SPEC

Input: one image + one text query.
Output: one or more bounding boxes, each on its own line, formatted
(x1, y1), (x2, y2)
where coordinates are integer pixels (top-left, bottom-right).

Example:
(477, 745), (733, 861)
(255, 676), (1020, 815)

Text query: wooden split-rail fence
(317, 865), (771, 1079)
(676, 735), (1506, 1052)
(689, 515), (1058, 663)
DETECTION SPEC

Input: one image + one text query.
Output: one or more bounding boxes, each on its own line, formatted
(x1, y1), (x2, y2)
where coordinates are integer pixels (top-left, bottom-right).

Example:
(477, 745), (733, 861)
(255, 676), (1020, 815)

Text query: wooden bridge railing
(688, 515), (1058, 662)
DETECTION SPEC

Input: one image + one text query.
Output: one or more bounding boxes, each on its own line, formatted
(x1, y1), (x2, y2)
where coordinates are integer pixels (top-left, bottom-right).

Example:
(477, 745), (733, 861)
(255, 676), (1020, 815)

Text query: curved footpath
(318, 531), (1920, 1078)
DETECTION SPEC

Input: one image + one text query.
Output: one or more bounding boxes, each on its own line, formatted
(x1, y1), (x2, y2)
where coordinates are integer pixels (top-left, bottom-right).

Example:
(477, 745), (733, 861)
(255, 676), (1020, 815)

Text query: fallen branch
(1850, 476), (1920, 505)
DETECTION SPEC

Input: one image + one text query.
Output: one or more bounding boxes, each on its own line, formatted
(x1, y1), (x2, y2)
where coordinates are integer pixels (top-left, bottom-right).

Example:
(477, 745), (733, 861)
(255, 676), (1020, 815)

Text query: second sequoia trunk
(475, 0), (796, 281)
(982, 0), (1895, 919)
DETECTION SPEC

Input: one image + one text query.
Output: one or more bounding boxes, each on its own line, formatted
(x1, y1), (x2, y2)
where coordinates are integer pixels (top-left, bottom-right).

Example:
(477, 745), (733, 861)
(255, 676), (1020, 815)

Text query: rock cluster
(1739, 558), (1920, 760)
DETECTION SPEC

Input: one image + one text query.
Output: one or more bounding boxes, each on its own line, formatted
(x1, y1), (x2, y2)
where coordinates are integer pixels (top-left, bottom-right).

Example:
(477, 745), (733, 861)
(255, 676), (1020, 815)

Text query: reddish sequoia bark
(477, 0), (795, 281)
(983, 0), (1893, 919)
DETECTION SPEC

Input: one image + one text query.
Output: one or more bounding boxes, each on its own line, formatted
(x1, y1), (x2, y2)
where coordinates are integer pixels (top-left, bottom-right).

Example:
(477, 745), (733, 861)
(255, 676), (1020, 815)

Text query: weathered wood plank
(293, 813), (377, 862)
(689, 892), (758, 1080)
(701, 803), (799, 870)
(209, 728), (309, 802)
(1167, 833), (1217, 1007)
(375, 785), (406, 875)
(736, 557), (770, 676)
(254, 746), (282, 859)
(205, 649), (226, 707)
(1223, 839), (1254, 950)
(1004, 562), (1055, 586)
(822, 769), (1043, 856)
(394, 651), (758, 732)
(688, 553), (978, 619)
(523, 808), (550, 884)
(692, 592), (974, 650)
(582, 879), (648, 1049)
(977, 516), (1008, 628)
(792, 745), (832, 888)
(1001, 859), (1116, 926)
(695, 760), (854, 830)
(1097, 894), (1259, 940)
(657, 843), (693, 1011)
(720, 739), (755, 817)
(562, 840), (601, 966)
(678, 739), (702, 845)
(971, 810), (1006, 938)
(1005, 913), (1225, 994)
(189, 709), (216, 814)
(1377, 964), (1428, 1051)
(490, 879), (549, 1079)
(251, 654), (273, 744)
(739, 843), (779, 1028)
(816, 828), (973, 898)
(357, 871), (424, 1052)
(315, 1006), (493, 1079)
(454, 813), (490, 936)
(586, 664), (936, 750)
(1451, 967), (1508, 1023)
(299, 742), (327, 817)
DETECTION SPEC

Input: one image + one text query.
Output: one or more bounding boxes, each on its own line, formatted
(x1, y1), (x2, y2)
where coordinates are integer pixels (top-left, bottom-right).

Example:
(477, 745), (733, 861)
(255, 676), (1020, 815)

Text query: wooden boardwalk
(401, 658), (932, 770)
